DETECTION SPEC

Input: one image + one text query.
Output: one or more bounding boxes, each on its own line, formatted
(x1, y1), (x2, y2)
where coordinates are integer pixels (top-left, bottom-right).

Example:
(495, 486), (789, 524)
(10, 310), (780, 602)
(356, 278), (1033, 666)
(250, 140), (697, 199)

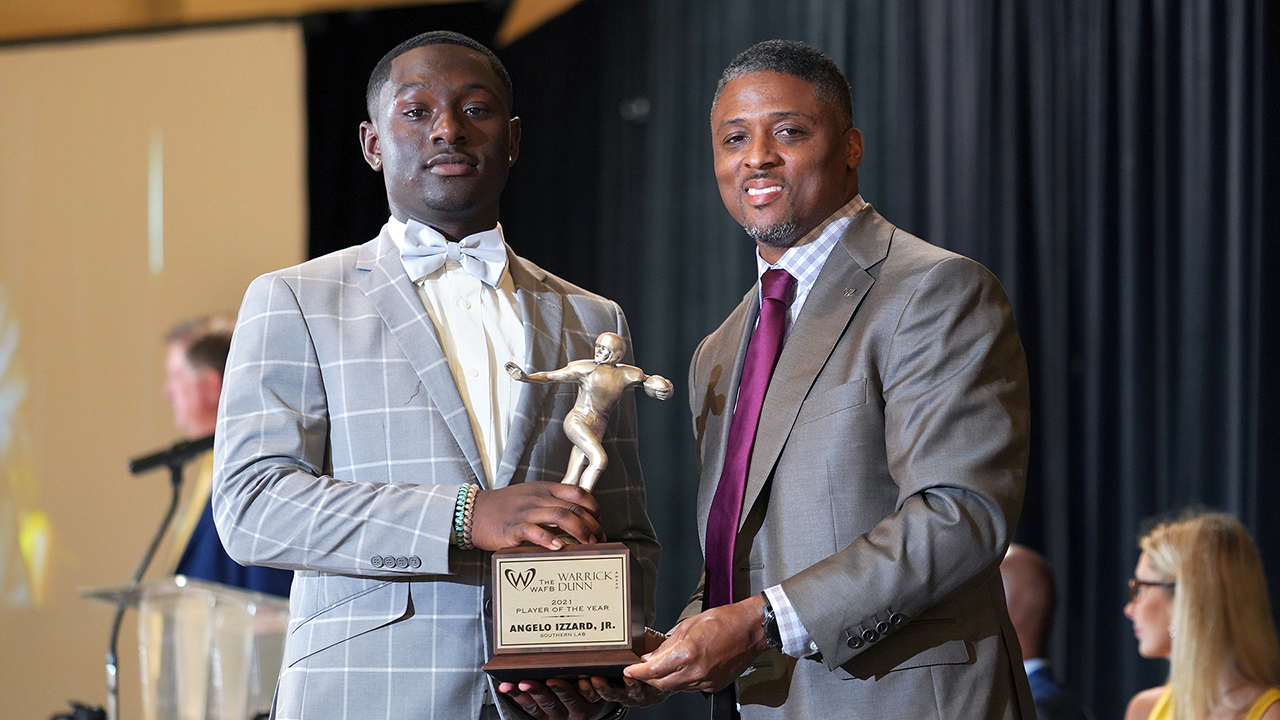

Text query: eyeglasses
(1127, 577), (1175, 602)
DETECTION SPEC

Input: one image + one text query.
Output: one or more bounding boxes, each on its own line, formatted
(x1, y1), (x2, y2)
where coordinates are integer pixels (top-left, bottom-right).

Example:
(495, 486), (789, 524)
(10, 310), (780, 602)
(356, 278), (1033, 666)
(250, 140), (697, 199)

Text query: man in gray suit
(213, 31), (658, 720)
(625, 40), (1033, 719)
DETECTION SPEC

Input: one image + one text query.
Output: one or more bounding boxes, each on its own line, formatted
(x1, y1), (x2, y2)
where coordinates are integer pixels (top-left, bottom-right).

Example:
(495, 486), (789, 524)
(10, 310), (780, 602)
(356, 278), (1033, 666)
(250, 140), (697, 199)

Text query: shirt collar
(755, 194), (865, 290)
(1023, 657), (1048, 676)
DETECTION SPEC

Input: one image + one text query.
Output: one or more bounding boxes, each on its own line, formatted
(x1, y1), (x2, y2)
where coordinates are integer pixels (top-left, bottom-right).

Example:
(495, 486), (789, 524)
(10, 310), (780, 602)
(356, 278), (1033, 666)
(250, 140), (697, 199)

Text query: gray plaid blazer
(213, 227), (660, 720)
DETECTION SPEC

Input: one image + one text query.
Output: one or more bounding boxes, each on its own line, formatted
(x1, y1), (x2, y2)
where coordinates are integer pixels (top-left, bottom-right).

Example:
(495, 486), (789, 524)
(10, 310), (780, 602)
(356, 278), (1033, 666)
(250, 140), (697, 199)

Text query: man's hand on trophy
(471, 482), (604, 551)
(498, 678), (612, 720)
(578, 674), (669, 710)
(576, 628), (671, 708)
(505, 361), (528, 381)
(642, 375), (674, 401)
(623, 595), (770, 693)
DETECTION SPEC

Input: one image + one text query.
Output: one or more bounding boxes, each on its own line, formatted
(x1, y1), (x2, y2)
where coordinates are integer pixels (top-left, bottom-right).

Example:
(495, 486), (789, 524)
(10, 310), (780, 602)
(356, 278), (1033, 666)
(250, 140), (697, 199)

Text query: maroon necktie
(704, 268), (795, 610)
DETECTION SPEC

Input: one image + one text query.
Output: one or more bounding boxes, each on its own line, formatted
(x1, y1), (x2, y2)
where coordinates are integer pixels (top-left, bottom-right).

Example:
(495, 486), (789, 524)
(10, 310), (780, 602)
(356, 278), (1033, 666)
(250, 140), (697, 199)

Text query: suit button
(862, 628), (879, 642)
(890, 612), (906, 625)
(408, 556), (421, 569)
(484, 599), (493, 614)
(371, 556), (384, 568)
(847, 635), (864, 650)
(395, 556), (409, 569)
(876, 621), (890, 635)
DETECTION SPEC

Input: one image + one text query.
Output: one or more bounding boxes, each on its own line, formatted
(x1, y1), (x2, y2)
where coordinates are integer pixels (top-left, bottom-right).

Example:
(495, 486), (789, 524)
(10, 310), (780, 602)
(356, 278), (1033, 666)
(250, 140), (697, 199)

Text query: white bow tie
(399, 219), (507, 287)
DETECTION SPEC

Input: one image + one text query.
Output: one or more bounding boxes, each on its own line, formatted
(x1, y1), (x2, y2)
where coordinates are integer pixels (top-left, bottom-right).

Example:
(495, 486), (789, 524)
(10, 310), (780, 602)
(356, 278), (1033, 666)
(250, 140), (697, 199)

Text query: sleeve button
(371, 556), (385, 568)
(862, 628), (879, 642)
(846, 635), (864, 649)
(876, 621), (890, 634)
(408, 556), (421, 569)
(890, 612), (906, 625)
(395, 556), (410, 569)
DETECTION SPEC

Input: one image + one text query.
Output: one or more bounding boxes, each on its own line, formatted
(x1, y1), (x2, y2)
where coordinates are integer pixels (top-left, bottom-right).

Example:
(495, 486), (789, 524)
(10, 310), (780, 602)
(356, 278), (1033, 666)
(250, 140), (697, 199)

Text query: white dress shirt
(386, 217), (525, 487)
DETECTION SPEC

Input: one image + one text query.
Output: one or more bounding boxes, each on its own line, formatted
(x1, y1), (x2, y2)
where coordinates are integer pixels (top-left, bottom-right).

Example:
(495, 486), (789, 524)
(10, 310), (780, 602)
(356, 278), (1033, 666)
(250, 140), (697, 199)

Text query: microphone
(128, 435), (214, 475)
(111, 432), (214, 720)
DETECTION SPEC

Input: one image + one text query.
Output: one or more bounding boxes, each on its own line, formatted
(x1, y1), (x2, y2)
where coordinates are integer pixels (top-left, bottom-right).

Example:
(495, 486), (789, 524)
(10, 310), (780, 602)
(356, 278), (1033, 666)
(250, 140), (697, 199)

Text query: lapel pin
(843, 287), (858, 297)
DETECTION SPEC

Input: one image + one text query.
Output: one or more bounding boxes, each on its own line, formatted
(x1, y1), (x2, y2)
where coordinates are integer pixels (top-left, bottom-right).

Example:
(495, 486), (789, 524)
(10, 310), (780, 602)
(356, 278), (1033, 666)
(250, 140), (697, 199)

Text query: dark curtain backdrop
(304, 2), (1280, 719)
(305, 2), (507, 257)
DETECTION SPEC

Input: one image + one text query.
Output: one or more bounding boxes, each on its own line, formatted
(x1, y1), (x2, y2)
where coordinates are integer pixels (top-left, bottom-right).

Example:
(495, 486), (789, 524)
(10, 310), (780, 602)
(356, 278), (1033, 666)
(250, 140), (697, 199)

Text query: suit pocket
(886, 637), (971, 672)
(285, 578), (411, 667)
(794, 378), (868, 427)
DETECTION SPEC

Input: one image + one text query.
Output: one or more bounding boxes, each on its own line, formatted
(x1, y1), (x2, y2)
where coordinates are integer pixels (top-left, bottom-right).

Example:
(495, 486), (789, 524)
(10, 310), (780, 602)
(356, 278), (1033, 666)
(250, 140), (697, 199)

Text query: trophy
(482, 332), (672, 682)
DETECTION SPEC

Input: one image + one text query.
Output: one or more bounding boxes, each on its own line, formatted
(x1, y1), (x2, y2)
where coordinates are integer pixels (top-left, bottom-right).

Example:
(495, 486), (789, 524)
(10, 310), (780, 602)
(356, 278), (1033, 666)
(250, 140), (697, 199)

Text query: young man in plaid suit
(213, 31), (658, 720)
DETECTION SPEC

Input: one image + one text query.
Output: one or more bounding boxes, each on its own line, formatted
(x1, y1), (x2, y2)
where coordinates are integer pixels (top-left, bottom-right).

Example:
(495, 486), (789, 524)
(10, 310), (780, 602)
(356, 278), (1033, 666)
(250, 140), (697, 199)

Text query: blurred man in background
(1001, 544), (1090, 720)
(157, 315), (291, 597)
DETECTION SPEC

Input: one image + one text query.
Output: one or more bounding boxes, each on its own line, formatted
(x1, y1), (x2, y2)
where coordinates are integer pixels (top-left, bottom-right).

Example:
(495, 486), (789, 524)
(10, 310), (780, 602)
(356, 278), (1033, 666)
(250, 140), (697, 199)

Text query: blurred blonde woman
(1124, 511), (1280, 720)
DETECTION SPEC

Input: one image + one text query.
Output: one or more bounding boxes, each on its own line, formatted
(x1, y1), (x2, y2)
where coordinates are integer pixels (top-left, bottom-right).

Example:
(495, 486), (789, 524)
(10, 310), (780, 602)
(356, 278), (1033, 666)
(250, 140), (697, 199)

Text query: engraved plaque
(496, 551), (630, 649)
(483, 543), (645, 681)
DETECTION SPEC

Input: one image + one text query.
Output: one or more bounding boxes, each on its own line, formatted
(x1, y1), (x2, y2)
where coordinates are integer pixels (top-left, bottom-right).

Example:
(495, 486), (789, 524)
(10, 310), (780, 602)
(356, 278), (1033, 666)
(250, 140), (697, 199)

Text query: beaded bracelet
(460, 483), (478, 550)
(452, 483), (469, 548)
(453, 483), (479, 550)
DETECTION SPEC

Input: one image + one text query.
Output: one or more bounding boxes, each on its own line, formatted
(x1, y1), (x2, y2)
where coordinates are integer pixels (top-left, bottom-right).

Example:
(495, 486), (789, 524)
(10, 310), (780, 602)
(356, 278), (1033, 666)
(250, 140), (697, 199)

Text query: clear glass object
(84, 576), (288, 720)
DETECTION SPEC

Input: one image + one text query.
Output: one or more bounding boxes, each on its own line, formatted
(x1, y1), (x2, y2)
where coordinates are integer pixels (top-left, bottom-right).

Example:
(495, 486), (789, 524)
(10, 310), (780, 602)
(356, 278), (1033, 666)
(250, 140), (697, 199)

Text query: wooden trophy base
(483, 542), (644, 683)
(482, 648), (641, 682)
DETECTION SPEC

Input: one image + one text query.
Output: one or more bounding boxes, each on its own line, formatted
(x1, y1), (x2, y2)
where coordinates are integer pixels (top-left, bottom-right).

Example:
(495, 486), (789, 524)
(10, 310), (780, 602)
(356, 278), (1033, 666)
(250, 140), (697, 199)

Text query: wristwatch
(760, 594), (783, 652)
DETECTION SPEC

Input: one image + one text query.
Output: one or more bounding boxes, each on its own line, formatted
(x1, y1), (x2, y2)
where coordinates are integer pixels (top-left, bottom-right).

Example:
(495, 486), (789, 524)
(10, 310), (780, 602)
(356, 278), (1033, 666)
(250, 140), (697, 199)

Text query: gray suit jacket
(213, 228), (660, 720)
(685, 206), (1034, 719)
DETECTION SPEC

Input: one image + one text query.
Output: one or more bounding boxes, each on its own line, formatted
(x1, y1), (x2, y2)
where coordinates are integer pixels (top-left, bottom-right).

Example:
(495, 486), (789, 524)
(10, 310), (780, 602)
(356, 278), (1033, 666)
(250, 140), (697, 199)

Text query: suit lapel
(695, 293), (758, 541)
(737, 208), (893, 528)
(356, 229), (488, 487)
(495, 251), (564, 488)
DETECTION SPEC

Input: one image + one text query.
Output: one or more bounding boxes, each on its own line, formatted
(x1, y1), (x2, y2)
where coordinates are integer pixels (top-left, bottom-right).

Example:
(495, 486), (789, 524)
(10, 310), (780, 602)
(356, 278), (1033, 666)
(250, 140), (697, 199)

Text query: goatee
(745, 220), (800, 248)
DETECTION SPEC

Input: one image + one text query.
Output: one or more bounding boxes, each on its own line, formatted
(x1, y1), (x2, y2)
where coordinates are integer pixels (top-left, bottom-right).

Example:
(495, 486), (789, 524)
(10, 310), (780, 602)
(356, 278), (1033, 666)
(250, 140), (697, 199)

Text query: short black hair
(713, 39), (853, 129)
(365, 31), (513, 120)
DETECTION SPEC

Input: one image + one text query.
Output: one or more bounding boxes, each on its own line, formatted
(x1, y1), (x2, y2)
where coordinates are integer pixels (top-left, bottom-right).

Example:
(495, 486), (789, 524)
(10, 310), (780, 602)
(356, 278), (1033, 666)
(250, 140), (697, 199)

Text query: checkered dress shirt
(755, 194), (865, 658)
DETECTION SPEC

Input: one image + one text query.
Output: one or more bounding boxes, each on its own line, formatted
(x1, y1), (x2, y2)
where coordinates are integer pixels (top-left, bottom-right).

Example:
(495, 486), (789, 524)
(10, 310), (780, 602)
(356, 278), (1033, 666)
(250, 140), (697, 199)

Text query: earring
(1168, 623), (1176, 639)
(373, 158), (381, 167)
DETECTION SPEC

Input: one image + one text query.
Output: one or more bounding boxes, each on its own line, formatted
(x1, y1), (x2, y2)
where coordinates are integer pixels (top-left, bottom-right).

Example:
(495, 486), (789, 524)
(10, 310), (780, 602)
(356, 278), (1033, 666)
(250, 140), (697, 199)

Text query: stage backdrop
(0, 23), (306, 719)
(305, 1), (1280, 718)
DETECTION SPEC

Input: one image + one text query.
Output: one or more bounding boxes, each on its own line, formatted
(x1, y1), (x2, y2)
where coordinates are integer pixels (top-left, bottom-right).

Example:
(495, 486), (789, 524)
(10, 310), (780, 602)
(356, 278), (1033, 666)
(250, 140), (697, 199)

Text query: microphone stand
(104, 435), (213, 720)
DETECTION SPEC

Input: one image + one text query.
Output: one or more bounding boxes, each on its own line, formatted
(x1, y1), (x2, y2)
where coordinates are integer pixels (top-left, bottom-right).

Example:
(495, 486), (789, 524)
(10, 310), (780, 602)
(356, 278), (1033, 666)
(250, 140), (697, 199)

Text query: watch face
(762, 600), (783, 650)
